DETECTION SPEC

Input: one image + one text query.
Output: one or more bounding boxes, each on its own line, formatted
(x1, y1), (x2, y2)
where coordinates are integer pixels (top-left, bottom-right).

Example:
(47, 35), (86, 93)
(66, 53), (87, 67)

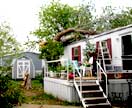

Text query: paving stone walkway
(18, 104), (82, 108)
(17, 104), (120, 108)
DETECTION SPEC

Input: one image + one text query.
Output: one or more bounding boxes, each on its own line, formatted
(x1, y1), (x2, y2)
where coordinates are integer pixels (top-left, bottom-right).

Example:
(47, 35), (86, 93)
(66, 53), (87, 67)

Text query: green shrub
(32, 93), (55, 100)
(35, 74), (43, 83)
(0, 74), (24, 108)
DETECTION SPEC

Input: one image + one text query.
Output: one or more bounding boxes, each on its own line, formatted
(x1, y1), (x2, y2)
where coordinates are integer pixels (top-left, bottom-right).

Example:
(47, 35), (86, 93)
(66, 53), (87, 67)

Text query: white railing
(44, 59), (69, 81)
(72, 60), (83, 99)
(96, 61), (108, 96)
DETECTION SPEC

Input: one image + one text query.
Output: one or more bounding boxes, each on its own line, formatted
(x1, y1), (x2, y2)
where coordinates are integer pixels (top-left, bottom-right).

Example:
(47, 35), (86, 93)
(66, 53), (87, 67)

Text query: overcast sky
(0, 0), (132, 44)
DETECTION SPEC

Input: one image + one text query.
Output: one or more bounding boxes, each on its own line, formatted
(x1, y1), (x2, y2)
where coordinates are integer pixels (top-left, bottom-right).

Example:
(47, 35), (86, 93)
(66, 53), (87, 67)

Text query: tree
(33, 1), (93, 61)
(0, 22), (24, 108)
(33, 1), (132, 62)
(94, 6), (132, 32)
(39, 39), (64, 60)
(0, 22), (22, 72)
(93, 6), (115, 32)
(110, 8), (132, 29)
(33, 1), (93, 40)
(34, 1), (132, 39)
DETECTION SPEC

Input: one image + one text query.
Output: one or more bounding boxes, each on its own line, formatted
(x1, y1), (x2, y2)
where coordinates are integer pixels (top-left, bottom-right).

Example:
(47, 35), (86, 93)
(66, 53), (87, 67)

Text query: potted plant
(48, 65), (56, 77)
(56, 65), (65, 78)
(83, 59), (91, 67)
(68, 65), (74, 80)
(83, 40), (96, 61)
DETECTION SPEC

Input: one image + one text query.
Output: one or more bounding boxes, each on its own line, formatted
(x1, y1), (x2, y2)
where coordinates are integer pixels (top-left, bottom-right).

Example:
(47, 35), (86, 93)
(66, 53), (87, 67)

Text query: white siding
(91, 27), (132, 67)
(60, 25), (132, 71)
(44, 77), (79, 102)
(62, 41), (86, 63)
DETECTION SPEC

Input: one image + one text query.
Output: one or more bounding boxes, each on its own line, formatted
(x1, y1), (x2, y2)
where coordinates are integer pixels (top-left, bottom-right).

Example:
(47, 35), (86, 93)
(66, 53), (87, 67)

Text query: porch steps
(128, 79), (132, 96)
(75, 77), (96, 80)
(74, 80), (111, 108)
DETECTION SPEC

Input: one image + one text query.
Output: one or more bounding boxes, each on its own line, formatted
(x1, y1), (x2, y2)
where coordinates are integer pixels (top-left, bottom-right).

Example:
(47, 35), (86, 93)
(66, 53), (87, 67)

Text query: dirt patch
(24, 90), (38, 97)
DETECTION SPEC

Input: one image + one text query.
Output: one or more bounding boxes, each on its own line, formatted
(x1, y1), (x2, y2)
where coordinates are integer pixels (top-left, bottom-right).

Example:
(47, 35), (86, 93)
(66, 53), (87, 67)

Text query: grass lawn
(12, 79), (125, 108)
(13, 79), (79, 106)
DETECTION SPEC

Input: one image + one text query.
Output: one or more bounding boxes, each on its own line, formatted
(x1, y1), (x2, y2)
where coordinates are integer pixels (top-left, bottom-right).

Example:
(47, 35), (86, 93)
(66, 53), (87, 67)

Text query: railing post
(80, 75), (82, 98)
(106, 75), (108, 97)
(66, 60), (69, 81)
(97, 61), (99, 81)
(73, 61), (75, 82)
(96, 61), (108, 97)
(99, 59), (101, 81)
(72, 60), (82, 99)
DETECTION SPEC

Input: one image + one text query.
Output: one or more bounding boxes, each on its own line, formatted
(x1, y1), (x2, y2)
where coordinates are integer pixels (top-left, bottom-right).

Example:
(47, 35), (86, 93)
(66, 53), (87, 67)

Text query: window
(17, 60), (30, 78)
(122, 35), (132, 55)
(72, 46), (81, 64)
(122, 35), (132, 70)
(74, 47), (79, 56)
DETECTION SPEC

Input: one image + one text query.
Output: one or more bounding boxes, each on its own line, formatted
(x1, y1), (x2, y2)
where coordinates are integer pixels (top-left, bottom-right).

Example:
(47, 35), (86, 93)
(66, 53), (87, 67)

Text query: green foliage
(32, 92), (56, 100)
(83, 40), (96, 61)
(94, 6), (132, 32)
(34, 1), (78, 39)
(33, 1), (93, 61)
(35, 74), (43, 83)
(32, 1), (132, 60)
(56, 65), (66, 72)
(0, 22), (21, 56)
(33, 1), (93, 39)
(40, 39), (64, 60)
(68, 64), (73, 72)
(93, 6), (114, 32)
(34, 1), (132, 40)
(110, 8), (132, 29)
(76, 4), (93, 30)
(0, 22), (22, 74)
(0, 75), (24, 108)
(48, 62), (65, 73)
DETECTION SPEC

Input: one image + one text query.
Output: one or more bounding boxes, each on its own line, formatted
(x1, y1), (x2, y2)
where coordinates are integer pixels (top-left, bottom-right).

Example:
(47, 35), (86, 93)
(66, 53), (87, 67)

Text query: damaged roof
(53, 28), (97, 42)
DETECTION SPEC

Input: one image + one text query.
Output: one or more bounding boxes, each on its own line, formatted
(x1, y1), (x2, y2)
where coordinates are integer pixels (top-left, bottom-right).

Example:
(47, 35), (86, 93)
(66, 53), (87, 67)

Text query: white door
(17, 59), (30, 78)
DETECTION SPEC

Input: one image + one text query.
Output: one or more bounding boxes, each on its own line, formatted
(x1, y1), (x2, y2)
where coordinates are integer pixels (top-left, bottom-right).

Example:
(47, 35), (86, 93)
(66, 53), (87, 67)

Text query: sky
(0, 0), (132, 44)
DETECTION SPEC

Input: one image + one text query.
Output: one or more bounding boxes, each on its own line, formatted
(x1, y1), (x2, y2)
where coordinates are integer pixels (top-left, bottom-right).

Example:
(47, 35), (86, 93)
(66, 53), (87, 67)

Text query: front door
(17, 59), (30, 78)
(122, 35), (132, 70)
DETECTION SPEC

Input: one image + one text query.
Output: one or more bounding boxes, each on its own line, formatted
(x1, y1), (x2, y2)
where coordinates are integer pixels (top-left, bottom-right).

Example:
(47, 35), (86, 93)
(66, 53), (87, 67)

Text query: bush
(35, 74), (43, 83)
(0, 74), (24, 108)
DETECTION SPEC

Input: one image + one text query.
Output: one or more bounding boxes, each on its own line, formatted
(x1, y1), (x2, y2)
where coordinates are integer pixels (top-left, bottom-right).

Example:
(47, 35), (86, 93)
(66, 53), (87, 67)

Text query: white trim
(12, 67), (14, 79)
(23, 56), (36, 78)
(17, 59), (30, 78)
(92, 24), (132, 38)
(25, 56), (36, 78)
(30, 59), (35, 78)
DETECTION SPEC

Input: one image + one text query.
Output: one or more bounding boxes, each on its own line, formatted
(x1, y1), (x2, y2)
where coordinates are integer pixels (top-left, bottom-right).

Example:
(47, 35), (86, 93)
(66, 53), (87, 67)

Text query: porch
(43, 59), (132, 108)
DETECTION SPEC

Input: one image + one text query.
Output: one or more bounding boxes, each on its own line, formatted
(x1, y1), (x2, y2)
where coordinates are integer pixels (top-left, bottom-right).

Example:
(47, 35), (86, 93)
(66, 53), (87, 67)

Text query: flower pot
(68, 72), (74, 79)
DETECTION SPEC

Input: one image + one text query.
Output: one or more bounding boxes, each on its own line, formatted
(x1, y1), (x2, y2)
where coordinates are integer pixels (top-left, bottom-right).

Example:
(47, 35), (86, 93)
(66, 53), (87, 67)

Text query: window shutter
(78, 46), (81, 63)
(107, 38), (112, 57)
(96, 41), (99, 54)
(72, 47), (74, 60)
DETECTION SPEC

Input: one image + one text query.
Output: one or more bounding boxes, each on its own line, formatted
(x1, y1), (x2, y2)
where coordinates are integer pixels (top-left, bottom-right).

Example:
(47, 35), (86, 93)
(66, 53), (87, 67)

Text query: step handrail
(72, 61), (83, 99)
(96, 61), (108, 97)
